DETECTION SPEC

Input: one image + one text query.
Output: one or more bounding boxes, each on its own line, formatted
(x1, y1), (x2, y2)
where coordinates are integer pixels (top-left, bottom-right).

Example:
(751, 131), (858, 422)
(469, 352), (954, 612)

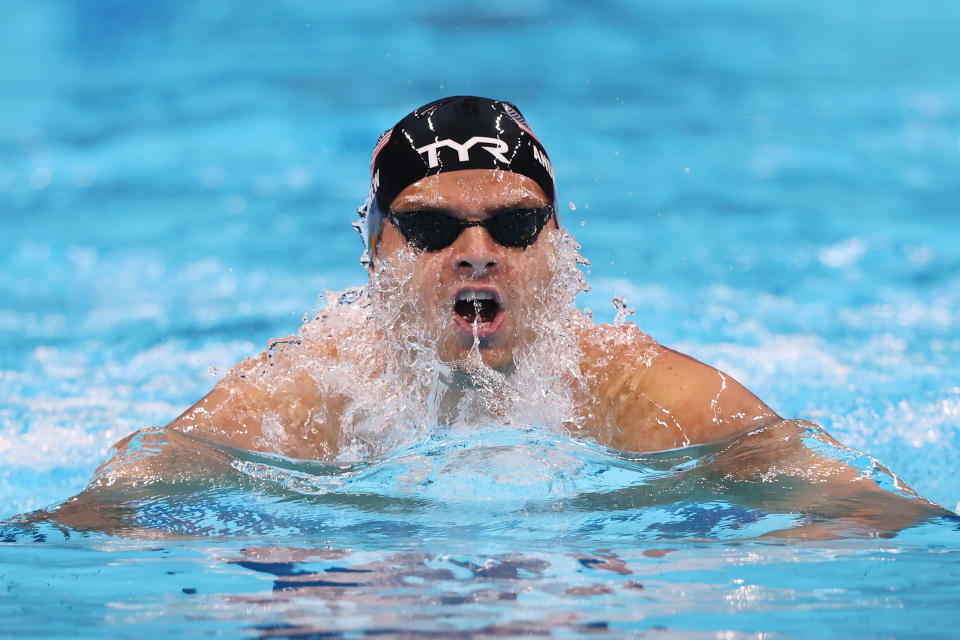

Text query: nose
(449, 225), (498, 277)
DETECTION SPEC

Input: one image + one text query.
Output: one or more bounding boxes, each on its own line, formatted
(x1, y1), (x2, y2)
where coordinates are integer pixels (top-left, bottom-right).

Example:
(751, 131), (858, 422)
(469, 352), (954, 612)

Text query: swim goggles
(386, 205), (555, 252)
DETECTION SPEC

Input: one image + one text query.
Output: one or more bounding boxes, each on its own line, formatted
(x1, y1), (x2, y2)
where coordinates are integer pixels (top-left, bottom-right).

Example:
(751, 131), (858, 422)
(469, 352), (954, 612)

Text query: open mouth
(452, 288), (505, 338)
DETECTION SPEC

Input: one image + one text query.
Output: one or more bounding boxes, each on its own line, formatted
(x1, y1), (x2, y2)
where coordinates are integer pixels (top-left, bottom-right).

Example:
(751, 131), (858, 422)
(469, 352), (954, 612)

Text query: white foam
(1, 420), (123, 473)
(830, 397), (960, 450)
(219, 230), (593, 462)
(819, 236), (866, 269)
(676, 334), (852, 387)
(0, 339), (257, 472)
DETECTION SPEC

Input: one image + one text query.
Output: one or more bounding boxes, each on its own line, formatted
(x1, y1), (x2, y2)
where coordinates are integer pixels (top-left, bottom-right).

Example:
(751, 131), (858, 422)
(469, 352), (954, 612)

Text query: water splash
(10, 225), (953, 541)
(5, 421), (955, 542)
(211, 229), (594, 462)
(611, 295), (635, 326)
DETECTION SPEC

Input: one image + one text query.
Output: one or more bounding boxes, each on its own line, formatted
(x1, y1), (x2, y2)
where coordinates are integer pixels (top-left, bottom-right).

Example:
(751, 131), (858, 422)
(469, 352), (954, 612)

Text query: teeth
(456, 290), (496, 302)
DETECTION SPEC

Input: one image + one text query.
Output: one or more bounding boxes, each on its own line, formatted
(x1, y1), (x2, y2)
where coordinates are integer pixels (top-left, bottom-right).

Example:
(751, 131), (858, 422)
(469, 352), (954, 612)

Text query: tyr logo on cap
(416, 136), (510, 168)
(359, 96), (557, 256)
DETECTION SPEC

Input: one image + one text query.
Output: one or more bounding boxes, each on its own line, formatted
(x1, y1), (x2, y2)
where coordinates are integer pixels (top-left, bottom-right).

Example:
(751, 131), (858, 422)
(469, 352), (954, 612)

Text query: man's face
(373, 169), (559, 372)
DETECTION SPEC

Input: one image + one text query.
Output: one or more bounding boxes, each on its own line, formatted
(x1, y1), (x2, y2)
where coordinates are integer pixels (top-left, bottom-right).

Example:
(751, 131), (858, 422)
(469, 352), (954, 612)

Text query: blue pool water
(2, 0), (960, 636)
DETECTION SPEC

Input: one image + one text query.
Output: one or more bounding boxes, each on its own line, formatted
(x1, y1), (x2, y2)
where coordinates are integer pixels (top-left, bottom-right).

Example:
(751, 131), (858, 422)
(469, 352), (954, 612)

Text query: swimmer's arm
(167, 380), (264, 449)
(601, 346), (780, 451)
(716, 419), (952, 538)
(630, 349), (947, 533)
(640, 347), (780, 442)
(55, 384), (275, 492)
(167, 349), (338, 459)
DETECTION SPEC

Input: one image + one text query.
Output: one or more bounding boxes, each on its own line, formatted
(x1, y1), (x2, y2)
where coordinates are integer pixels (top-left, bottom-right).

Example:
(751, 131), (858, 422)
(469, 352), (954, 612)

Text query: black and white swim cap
(355, 96), (556, 264)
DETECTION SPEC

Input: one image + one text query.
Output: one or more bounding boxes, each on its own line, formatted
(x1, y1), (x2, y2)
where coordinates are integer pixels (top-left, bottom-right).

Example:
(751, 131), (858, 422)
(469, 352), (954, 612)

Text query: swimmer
(52, 96), (949, 537)
(166, 95), (780, 456)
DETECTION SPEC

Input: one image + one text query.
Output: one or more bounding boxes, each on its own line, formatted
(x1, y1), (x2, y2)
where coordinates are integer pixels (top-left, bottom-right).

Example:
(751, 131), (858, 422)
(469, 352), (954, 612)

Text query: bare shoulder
(168, 312), (369, 458)
(574, 322), (779, 451)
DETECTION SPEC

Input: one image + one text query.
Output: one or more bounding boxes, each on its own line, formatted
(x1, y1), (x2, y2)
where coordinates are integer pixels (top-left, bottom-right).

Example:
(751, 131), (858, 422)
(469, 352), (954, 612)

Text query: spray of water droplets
(254, 229), (595, 461)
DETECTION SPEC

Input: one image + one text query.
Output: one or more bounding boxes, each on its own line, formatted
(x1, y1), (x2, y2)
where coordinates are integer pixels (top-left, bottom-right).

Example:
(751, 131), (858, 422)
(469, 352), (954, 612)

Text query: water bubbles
(29, 166), (51, 190)
(70, 165), (96, 188)
(200, 166), (226, 189)
(284, 165), (312, 191)
(66, 246), (98, 272)
(819, 237), (866, 269)
(209, 229), (593, 462)
(905, 245), (935, 266)
(611, 295), (635, 326)
(907, 93), (948, 119)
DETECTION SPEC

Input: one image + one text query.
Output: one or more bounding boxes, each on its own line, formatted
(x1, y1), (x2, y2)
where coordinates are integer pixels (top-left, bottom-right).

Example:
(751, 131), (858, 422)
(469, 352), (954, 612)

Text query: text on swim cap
(532, 145), (554, 183)
(416, 137), (510, 168)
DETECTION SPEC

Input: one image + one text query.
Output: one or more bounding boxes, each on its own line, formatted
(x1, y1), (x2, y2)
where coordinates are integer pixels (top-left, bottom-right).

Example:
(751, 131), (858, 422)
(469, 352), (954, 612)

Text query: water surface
(2, 0), (960, 636)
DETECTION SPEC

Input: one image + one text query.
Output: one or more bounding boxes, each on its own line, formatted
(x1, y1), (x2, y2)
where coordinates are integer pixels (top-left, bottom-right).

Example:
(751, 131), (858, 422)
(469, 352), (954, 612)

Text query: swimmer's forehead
(390, 169), (549, 216)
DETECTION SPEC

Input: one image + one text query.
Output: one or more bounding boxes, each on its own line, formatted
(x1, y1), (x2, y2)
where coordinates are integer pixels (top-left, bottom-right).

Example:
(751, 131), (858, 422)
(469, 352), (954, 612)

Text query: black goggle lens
(388, 207), (554, 252)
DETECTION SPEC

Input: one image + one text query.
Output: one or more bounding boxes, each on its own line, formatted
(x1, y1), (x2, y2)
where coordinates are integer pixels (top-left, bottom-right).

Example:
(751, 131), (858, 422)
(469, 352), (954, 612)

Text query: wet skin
(373, 169), (561, 372)
(159, 169), (780, 456)
(41, 168), (949, 537)
(376, 170), (781, 450)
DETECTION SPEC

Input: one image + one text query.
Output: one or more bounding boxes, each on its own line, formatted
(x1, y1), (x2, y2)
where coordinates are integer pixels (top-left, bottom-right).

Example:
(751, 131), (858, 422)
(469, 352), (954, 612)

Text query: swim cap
(354, 96), (556, 264)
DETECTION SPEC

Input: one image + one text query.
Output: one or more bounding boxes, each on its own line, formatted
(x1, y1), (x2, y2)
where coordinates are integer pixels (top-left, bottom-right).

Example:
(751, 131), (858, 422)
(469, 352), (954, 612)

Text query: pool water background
(2, 0), (960, 636)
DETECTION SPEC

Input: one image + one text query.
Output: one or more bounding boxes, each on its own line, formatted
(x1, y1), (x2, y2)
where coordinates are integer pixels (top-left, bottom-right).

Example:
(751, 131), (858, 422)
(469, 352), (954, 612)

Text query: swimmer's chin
(450, 356), (517, 387)
(436, 337), (517, 376)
